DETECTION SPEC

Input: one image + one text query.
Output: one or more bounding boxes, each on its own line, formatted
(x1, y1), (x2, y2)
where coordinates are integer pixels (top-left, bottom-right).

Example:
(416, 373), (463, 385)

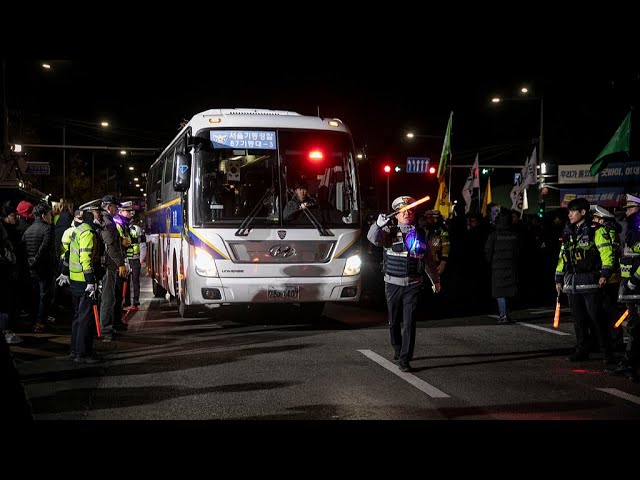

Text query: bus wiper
(235, 186), (274, 236)
(286, 189), (334, 237)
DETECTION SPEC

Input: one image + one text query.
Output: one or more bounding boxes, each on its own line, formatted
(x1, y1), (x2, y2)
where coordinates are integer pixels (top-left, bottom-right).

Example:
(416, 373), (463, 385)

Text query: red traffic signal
(383, 164), (391, 174)
(428, 166), (436, 174)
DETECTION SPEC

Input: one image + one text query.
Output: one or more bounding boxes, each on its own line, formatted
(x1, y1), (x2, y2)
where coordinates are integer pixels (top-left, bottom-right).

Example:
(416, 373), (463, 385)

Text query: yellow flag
(481, 177), (492, 216)
(435, 177), (452, 218)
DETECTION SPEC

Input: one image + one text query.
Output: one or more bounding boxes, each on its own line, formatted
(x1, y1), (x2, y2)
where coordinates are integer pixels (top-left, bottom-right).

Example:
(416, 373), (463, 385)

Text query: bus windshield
(192, 129), (359, 228)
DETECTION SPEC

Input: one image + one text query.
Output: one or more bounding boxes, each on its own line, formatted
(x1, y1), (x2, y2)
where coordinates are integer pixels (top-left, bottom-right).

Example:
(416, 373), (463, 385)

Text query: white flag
(522, 187), (529, 210)
(462, 154), (480, 213)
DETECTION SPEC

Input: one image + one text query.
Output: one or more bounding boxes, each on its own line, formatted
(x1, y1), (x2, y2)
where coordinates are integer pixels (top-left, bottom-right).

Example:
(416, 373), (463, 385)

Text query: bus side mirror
(174, 153), (192, 192)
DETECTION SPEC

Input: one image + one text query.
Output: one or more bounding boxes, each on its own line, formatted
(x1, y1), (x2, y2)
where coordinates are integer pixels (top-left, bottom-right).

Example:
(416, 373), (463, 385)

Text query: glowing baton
(553, 292), (561, 328)
(384, 195), (432, 219)
(614, 309), (629, 329)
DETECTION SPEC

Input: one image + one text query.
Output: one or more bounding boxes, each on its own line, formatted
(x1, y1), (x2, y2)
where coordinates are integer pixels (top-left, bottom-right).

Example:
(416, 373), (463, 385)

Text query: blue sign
(25, 162), (50, 175)
(210, 130), (277, 150)
(598, 162), (640, 184)
(406, 157), (430, 173)
(560, 186), (624, 208)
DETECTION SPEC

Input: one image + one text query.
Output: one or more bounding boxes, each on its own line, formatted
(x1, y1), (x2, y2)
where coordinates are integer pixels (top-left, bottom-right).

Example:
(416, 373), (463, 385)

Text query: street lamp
(490, 88), (544, 166)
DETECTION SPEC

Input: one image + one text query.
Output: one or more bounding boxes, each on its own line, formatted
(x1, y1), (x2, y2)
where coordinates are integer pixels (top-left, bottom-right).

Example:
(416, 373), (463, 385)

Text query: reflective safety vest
(69, 222), (94, 284)
(555, 222), (613, 294)
(126, 224), (142, 259)
(60, 223), (74, 259)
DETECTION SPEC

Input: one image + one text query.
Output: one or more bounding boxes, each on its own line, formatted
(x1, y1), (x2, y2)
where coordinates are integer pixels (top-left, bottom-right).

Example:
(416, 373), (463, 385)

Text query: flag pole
(447, 153), (452, 216)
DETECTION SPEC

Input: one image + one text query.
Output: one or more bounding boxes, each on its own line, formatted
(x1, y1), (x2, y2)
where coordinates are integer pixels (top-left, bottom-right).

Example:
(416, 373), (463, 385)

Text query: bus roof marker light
(208, 117), (222, 123)
(308, 150), (324, 161)
(328, 120), (340, 127)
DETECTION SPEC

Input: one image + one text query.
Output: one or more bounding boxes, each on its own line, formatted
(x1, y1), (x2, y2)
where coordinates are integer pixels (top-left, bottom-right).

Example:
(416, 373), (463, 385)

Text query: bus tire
(299, 302), (325, 320)
(152, 279), (166, 298)
(178, 301), (198, 318)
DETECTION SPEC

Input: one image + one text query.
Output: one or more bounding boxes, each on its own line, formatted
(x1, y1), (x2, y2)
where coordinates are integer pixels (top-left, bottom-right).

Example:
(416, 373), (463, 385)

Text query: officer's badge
(278, 230), (286, 240)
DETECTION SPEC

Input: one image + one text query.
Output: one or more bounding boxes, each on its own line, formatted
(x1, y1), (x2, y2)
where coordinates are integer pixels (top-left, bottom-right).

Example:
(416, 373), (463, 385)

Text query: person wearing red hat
(15, 201), (34, 319)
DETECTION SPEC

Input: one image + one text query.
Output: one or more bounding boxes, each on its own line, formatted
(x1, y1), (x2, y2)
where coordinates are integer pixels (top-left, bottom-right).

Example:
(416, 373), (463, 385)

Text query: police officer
(420, 209), (450, 275)
(64, 208), (101, 363)
(555, 197), (615, 364)
(591, 204), (624, 352)
(99, 195), (128, 342)
(119, 202), (146, 310)
(112, 202), (133, 330)
(606, 193), (640, 382)
(367, 196), (441, 372)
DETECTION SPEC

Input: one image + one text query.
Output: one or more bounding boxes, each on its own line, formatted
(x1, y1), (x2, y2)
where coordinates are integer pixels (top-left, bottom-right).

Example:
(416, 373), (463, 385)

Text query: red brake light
(308, 150), (324, 161)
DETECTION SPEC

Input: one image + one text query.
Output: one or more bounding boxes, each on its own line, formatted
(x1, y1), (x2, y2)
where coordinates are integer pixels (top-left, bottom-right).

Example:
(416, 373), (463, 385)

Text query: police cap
(392, 195), (416, 211)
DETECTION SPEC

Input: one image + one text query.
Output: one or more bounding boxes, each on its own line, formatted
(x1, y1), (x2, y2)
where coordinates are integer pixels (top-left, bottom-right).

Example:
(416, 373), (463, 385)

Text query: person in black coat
(22, 202), (56, 332)
(485, 208), (520, 323)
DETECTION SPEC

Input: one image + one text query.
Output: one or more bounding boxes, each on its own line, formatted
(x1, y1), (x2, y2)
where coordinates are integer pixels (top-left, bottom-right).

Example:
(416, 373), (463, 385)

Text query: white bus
(145, 108), (362, 318)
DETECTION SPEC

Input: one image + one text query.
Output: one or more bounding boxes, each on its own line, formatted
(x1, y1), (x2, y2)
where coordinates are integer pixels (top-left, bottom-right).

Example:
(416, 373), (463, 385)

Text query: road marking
(596, 388), (640, 405)
(358, 349), (450, 398)
(517, 322), (572, 336)
(487, 314), (500, 319)
(529, 308), (570, 315)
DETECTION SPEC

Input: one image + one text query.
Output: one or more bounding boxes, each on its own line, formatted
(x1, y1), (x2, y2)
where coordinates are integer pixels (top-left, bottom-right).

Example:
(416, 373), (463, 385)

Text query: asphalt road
(9, 275), (640, 421)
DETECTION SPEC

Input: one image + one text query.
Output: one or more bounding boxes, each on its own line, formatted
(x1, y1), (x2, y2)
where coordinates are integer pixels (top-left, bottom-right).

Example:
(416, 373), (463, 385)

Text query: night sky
(4, 36), (639, 205)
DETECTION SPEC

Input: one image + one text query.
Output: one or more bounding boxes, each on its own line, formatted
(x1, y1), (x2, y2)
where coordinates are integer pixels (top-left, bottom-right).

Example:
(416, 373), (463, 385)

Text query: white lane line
(596, 388), (640, 405)
(528, 308), (571, 315)
(358, 349), (450, 398)
(517, 322), (572, 336)
(487, 314), (500, 319)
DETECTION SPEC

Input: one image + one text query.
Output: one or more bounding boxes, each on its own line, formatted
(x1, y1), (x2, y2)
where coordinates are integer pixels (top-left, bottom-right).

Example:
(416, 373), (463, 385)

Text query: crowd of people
(0, 196), (146, 364)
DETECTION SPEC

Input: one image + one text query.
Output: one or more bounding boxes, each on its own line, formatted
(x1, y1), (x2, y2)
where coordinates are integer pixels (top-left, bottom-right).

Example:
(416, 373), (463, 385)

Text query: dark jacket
(22, 218), (56, 278)
(100, 212), (125, 271)
(54, 210), (74, 258)
(485, 213), (520, 299)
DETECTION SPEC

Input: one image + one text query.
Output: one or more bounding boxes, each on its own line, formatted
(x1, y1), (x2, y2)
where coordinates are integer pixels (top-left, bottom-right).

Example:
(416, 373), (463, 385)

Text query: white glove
(376, 213), (390, 228)
(85, 283), (97, 299)
(56, 274), (70, 286)
(125, 259), (131, 275)
(627, 279), (637, 291)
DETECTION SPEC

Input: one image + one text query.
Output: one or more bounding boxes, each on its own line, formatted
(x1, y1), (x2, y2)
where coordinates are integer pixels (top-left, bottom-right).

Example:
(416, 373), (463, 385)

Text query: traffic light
(538, 200), (545, 218)
(394, 165), (402, 173)
(428, 166), (436, 175)
(383, 164), (391, 174)
(481, 167), (493, 176)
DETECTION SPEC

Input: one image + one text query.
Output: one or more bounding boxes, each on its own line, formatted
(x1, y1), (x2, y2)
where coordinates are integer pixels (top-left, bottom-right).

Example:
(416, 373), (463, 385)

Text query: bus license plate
(267, 286), (299, 300)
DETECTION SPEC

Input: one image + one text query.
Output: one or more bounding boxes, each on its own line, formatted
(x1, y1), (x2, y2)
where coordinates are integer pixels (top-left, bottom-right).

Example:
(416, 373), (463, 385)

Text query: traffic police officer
(606, 193), (640, 382)
(555, 197), (615, 364)
(367, 196), (441, 372)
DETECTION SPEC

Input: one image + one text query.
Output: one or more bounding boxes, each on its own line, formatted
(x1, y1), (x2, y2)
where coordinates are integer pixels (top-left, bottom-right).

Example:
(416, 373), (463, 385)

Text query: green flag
(437, 111), (453, 179)
(589, 112), (631, 176)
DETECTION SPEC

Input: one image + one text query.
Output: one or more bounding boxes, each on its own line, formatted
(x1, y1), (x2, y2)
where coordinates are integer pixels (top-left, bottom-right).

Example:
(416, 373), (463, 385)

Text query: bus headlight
(194, 246), (218, 277)
(343, 254), (361, 276)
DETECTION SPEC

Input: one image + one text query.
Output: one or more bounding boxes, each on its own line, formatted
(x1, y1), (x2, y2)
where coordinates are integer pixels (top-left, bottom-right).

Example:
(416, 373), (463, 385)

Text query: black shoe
(69, 351), (77, 360)
(393, 353), (399, 361)
(498, 315), (514, 324)
(605, 362), (633, 376)
(568, 352), (590, 362)
(399, 362), (413, 372)
(73, 356), (101, 364)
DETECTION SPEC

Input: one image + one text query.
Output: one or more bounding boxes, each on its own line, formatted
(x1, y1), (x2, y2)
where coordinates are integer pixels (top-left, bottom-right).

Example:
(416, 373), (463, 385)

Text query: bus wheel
(152, 278), (167, 298)
(178, 301), (198, 318)
(299, 302), (325, 321)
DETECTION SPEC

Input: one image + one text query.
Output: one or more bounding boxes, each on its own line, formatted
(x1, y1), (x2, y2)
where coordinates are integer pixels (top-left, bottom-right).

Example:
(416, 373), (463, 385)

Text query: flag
(481, 177), (492, 217)
(435, 177), (452, 218)
(462, 154), (479, 213)
(522, 187), (529, 211)
(437, 111), (453, 179)
(589, 112), (631, 176)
